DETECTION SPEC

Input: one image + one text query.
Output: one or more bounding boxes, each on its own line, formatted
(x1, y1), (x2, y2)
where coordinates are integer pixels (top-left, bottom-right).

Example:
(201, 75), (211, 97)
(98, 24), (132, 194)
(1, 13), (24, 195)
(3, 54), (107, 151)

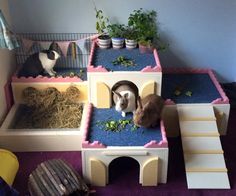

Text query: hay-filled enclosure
(13, 86), (83, 129)
(0, 83), (88, 152)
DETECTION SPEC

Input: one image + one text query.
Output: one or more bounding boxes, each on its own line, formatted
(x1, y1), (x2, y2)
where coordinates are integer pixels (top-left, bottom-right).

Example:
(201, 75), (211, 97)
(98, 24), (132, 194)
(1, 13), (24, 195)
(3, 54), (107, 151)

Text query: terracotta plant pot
(97, 35), (111, 49)
(125, 39), (137, 49)
(111, 38), (125, 49)
(139, 44), (154, 54)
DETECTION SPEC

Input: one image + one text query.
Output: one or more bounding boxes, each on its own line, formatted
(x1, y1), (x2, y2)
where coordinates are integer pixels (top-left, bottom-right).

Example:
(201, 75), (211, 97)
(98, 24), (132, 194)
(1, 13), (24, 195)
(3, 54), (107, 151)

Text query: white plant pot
(111, 38), (125, 49)
(97, 36), (111, 49)
(125, 39), (137, 49)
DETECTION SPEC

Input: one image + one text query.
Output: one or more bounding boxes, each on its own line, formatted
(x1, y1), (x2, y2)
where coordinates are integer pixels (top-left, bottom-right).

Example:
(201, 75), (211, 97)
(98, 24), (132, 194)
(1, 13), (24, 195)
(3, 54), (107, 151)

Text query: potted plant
(124, 26), (138, 49)
(107, 23), (125, 49)
(128, 8), (164, 53)
(95, 8), (111, 49)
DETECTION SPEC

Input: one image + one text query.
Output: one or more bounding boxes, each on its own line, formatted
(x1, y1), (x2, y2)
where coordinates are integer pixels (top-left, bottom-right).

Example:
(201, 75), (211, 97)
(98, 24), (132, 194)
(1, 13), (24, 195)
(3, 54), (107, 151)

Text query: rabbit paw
(122, 112), (126, 117)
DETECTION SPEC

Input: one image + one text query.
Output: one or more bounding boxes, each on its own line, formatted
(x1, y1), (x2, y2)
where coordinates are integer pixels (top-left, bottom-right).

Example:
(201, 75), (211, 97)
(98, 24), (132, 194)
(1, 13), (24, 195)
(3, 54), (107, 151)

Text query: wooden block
(96, 82), (111, 108)
(142, 157), (158, 186)
(140, 81), (156, 98)
(90, 158), (107, 186)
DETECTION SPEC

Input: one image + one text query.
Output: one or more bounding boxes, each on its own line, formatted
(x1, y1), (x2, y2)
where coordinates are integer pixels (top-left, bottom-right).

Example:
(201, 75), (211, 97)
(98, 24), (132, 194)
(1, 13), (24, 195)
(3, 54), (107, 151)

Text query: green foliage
(107, 23), (125, 38)
(95, 9), (109, 35)
(96, 119), (138, 132)
(128, 8), (158, 44)
(112, 56), (136, 66)
(123, 26), (138, 40)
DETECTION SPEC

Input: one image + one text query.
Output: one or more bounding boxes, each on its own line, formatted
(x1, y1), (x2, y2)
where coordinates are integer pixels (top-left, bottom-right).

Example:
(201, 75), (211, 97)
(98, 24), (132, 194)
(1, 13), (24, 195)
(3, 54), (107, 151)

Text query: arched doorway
(109, 157), (140, 186)
(111, 80), (139, 107)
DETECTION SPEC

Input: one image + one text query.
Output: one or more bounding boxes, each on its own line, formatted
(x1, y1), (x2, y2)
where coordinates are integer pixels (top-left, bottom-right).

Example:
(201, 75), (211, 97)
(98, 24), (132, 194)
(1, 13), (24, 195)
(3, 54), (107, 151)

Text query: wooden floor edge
(184, 150), (224, 154)
(186, 168), (228, 172)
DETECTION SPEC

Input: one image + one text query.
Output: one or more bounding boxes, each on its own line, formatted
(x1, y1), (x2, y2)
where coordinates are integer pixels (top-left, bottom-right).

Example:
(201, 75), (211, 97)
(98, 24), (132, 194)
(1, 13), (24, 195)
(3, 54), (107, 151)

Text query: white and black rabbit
(18, 42), (61, 77)
(112, 80), (139, 117)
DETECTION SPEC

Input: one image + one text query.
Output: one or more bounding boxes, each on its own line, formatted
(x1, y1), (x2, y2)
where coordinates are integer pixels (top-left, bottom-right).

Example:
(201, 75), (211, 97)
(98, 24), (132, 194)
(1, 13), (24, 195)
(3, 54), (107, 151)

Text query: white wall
(8, 0), (236, 82)
(0, 0), (16, 123)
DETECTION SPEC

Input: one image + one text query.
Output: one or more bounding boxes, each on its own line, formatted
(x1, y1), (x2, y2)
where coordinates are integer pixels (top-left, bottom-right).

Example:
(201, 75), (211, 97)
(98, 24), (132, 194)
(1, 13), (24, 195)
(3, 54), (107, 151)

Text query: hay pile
(14, 86), (83, 129)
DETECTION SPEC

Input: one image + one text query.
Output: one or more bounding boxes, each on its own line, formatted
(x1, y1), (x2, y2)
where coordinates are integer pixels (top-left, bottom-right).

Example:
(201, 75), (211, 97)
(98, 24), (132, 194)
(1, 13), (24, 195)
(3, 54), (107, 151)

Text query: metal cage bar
(16, 33), (96, 68)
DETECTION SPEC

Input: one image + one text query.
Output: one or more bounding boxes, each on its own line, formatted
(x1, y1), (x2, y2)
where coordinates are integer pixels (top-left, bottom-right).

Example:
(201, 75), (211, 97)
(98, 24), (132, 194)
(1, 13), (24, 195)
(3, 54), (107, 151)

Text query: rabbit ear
(137, 96), (143, 109)
(112, 91), (122, 99)
(124, 93), (129, 99)
(143, 102), (150, 110)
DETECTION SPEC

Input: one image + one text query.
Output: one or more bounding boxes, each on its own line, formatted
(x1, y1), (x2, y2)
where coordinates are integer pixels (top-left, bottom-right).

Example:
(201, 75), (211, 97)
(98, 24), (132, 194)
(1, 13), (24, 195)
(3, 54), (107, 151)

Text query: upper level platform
(87, 42), (162, 73)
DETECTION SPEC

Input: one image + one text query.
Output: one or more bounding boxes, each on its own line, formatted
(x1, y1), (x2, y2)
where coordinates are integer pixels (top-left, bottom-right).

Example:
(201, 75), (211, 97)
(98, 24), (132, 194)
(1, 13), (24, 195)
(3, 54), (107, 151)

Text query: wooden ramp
(177, 105), (230, 189)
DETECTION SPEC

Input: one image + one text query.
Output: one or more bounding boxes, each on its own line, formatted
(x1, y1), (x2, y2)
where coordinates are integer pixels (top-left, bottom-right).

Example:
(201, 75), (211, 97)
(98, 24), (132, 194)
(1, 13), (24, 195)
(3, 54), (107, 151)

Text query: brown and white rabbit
(18, 42), (60, 77)
(112, 80), (139, 117)
(133, 94), (165, 128)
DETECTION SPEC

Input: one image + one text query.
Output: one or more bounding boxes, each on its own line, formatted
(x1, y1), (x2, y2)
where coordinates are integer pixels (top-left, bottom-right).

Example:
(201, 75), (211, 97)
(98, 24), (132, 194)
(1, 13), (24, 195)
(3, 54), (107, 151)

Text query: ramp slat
(177, 105), (230, 189)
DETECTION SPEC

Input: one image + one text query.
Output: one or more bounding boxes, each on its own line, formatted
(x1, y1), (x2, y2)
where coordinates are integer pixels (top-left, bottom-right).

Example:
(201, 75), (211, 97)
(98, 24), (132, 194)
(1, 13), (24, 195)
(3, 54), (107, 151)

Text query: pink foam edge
(87, 41), (108, 72)
(12, 75), (83, 83)
(208, 70), (229, 104)
(141, 49), (162, 72)
(165, 99), (175, 105)
(162, 68), (229, 104)
(144, 120), (168, 148)
(81, 103), (106, 148)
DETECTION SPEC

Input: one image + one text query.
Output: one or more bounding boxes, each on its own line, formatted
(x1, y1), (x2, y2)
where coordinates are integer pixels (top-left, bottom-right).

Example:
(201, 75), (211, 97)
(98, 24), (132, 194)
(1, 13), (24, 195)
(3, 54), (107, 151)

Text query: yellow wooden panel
(181, 132), (220, 137)
(90, 158), (107, 186)
(186, 168), (228, 172)
(12, 82), (88, 104)
(96, 82), (111, 108)
(179, 117), (216, 121)
(142, 157), (158, 186)
(184, 150), (224, 154)
(215, 111), (224, 129)
(140, 81), (156, 98)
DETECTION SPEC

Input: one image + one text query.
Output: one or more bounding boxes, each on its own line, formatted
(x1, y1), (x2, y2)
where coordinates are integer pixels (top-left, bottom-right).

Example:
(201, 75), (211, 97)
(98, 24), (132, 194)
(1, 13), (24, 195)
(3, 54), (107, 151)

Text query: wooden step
(184, 154), (227, 171)
(179, 121), (219, 137)
(186, 172), (230, 189)
(181, 137), (223, 154)
(178, 105), (216, 121)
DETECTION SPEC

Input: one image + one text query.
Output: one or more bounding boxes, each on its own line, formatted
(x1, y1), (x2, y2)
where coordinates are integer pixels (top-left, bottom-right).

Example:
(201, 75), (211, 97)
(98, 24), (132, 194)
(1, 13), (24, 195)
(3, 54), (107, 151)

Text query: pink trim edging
(165, 99), (175, 105)
(163, 67), (210, 74)
(12, 75), (83, 83)
(208, 70), (229, 104)
(141, 49), (162, 72)
(81, 104), (106, 148)
(82, 141), (106, 148)
(87, 41), (108, 72)
(144, 120), (168, 148)
(162, 68), (229, 104)
(87, 66), (108, 72)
